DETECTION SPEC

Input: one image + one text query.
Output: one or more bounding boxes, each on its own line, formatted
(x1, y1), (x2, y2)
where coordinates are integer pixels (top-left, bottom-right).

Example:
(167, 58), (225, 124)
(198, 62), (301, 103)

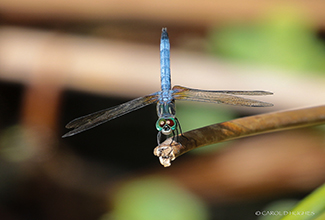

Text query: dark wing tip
(65, 116), (90, 129)
(62, 119), (85, 137)
(62, 127), (84, 138)
(256, 103), (274, 107)
(62, 131), (74, 138)
(61, 133), (70, 138)
(260, 91), (273, 95)
(65, 120), (77, 129)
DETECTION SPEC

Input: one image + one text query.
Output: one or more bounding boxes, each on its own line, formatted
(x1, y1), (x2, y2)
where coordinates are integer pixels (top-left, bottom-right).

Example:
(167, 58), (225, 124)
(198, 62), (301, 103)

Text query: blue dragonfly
(63, 28), (273, 143)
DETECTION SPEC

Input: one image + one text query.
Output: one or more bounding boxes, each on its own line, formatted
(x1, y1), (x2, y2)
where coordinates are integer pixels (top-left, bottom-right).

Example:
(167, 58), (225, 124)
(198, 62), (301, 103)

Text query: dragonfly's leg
(171, 130), (177, 145)
(171, 121), (184, 144)
(157, 131), (161, 145)
(175, 117), (183, 135)
(157, 131), (162, 145)
(175, 125), (182, 143)
(175, 117), (189, 141)
(174, 127), (179, 142)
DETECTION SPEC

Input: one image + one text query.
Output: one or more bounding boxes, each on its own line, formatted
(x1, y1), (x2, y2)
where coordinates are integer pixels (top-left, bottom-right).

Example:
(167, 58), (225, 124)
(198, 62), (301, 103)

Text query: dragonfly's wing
(172, 85), (273, 107)
(62, 93), (159, 137)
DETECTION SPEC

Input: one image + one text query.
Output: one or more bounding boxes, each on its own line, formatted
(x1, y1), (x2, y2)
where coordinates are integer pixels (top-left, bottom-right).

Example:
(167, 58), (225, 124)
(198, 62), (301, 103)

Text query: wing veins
(62, 94), (158, 137)
(172, 85), (273, 107)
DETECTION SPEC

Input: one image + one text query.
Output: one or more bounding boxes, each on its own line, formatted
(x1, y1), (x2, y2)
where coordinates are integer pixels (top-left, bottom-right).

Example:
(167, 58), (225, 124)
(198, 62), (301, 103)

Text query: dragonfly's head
(156, 117), (176, 135)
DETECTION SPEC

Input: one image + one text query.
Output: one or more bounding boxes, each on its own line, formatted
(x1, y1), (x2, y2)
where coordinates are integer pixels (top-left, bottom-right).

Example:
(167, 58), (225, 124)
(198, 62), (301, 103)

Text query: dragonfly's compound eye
(156, 118), (176, 135)
(156, 119), (166, 131)
(159, 120), (166, 127)
(166, 118), (175, 127)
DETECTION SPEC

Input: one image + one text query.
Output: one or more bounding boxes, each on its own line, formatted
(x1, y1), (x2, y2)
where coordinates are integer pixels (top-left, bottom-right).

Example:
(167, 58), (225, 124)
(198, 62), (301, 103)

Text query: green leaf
(279, 184), (325, 220)
(111, 177), (208, 220)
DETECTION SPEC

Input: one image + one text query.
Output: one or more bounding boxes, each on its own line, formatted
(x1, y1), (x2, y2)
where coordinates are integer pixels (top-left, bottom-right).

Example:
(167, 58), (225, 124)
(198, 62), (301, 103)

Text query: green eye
(155, 118), (176, 132)
(156, 119), (166, 131)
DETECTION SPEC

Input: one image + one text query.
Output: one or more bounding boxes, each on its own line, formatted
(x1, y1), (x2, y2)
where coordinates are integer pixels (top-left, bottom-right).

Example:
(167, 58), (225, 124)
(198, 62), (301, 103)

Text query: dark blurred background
(0, 1), (324, 219)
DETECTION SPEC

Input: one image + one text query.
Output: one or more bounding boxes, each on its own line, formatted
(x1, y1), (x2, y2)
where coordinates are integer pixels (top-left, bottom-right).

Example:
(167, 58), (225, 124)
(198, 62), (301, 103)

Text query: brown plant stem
(154, 105), (325, 167)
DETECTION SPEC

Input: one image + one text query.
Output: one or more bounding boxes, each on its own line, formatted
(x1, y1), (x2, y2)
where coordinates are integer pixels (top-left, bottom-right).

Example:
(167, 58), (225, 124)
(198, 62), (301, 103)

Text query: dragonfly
(63, 28), (273, 144)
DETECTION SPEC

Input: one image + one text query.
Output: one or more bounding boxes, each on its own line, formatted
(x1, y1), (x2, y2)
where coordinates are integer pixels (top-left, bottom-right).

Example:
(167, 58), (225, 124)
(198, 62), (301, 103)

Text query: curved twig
(154, 105), (325, 167)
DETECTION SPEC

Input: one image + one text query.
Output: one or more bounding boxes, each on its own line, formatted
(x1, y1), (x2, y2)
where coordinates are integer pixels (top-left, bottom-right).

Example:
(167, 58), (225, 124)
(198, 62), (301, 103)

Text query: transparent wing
(172, 85), (273, 107)
(62, 93), (159, 137)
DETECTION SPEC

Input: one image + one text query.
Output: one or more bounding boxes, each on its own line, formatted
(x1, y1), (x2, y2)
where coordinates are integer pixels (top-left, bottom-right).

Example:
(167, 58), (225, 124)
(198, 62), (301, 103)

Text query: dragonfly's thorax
(158, 90), (174, 103)
(156, 101), (176, 135)
(156, 100), (175, 118)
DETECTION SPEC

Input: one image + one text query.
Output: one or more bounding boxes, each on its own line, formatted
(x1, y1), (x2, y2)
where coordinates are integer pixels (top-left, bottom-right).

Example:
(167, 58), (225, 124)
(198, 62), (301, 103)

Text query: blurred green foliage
(253, 184), (325, 220)
(0, 125), (35, 162)
(280, 183), (325, 220)
(255, 183), (325, 220)
(208, 9), (325, 74)
(108, 176), (208, 220)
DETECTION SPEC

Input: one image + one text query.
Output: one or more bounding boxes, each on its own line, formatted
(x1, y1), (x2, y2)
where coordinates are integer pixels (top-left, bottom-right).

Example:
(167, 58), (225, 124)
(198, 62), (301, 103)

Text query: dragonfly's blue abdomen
(160, 28), (171, 94)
